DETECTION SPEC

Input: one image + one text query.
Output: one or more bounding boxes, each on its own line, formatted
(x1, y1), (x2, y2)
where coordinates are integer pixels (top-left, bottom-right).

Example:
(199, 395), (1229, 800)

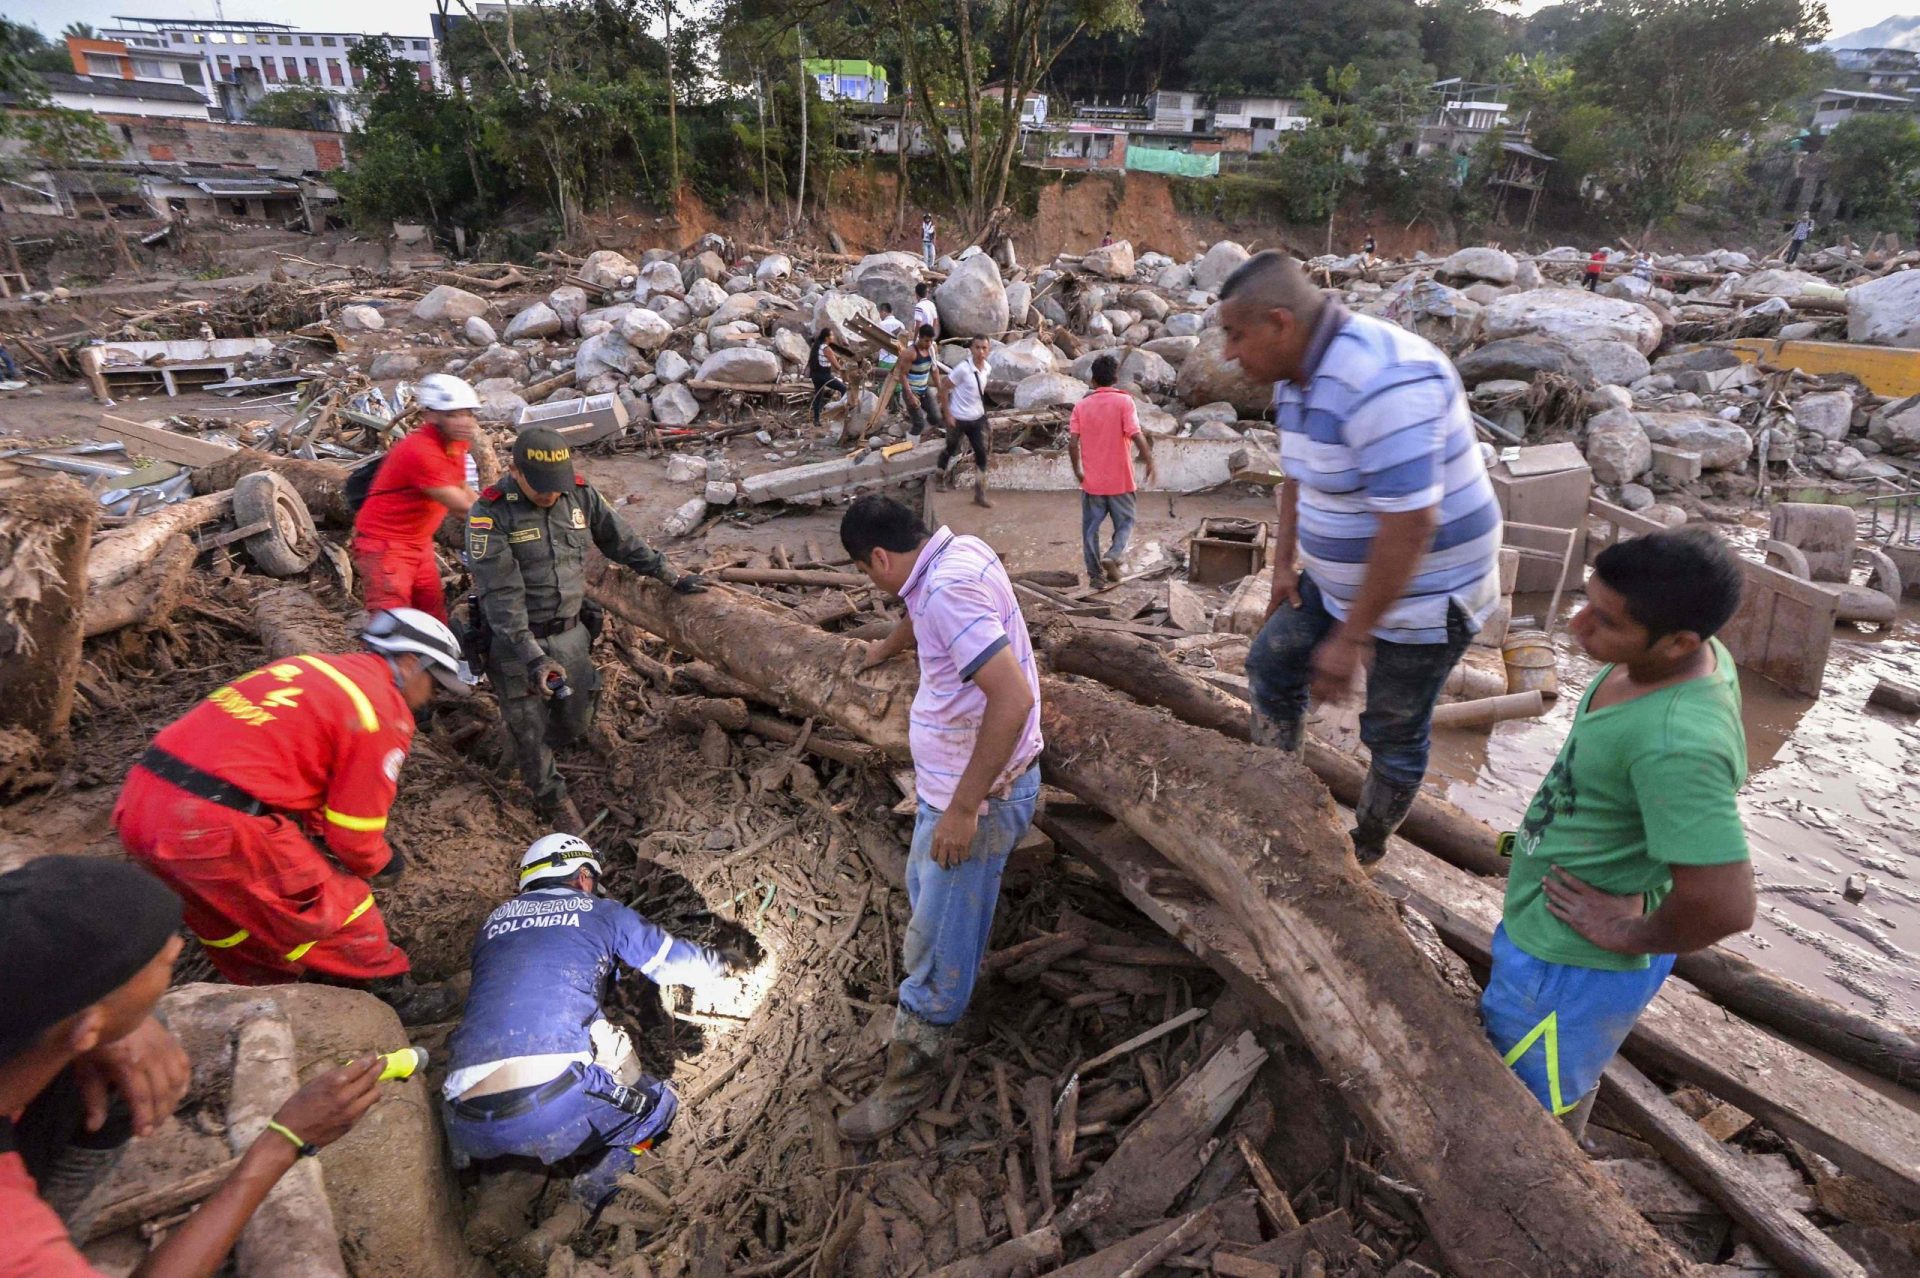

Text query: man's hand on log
(73, 1014), (190, 1139)
(1542, 866), (1648, 954)
(930, 806), (981, 869)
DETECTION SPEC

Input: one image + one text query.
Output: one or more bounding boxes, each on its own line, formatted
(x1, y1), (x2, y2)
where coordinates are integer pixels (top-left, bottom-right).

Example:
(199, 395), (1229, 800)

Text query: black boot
(367, 973), (468, 1026)
(1249, 709), (1304, 755)
(1350, 769), (1421, 868)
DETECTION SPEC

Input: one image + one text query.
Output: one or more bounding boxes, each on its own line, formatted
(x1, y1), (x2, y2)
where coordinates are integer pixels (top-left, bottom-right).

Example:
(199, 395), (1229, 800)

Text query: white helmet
(520, 833), (601, 888)
(362, 608), (468, 696)
(415, 373), (481, 413)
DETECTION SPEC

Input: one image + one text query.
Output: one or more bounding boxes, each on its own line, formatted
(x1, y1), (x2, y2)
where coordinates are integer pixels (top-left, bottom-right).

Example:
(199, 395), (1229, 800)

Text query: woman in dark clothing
(808, 328), (848, 428)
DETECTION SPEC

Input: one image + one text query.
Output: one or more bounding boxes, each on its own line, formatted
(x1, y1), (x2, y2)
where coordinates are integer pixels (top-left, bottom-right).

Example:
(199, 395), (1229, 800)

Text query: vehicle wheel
(233, 470), (319, 577)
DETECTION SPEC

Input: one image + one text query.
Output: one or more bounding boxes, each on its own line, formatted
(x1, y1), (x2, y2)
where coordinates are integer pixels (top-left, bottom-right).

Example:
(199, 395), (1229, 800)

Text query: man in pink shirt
(836, 496), (1043, 1141)
(1069, 354), (1158, 583)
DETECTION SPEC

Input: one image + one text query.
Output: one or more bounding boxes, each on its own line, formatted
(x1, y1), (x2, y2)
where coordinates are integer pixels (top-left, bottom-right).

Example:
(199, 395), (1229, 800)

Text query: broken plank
(1075, 1006), (1208, 1075)
(1600, 1058), (1867, 1278)
(715, 567), (869, 589)
(1066, 1031), (1267, 1246)
(98, 413), (241, 468)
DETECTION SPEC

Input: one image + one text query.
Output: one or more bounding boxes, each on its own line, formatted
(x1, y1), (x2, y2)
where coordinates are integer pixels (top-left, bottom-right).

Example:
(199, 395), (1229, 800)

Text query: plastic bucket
(1501, 630), (1559, 699)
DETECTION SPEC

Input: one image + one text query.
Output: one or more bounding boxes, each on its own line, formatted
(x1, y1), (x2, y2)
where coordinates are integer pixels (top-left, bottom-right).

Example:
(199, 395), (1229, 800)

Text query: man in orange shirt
(114, 610), (466, 1001)
(351, 374), (480, 622)
(1068, 354), (1158, 584)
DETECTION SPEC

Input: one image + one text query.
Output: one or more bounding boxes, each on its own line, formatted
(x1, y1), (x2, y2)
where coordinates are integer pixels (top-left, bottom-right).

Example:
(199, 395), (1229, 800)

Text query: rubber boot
(972, 477), (993, 509)
(1249, 708), (1304, 756)
(1099, 555), (1123, 583)
(1349, 769), (1421, 869)
(838, 1025), (947, 1142)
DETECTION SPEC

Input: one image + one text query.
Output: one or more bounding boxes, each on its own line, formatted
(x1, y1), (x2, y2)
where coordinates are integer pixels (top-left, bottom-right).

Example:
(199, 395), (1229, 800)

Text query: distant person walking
(922, 213), (938, 268)
(901, 326), (946, 439)
(914, 281), (940, 340)
(940, 336), (995, 509)
(875, 301), (907, 415)
(1583, 248), (1606, 291)
(1069, 354), (1158, 584)
(808, 328), (848, 430)
(1786, 212), (1814, 265)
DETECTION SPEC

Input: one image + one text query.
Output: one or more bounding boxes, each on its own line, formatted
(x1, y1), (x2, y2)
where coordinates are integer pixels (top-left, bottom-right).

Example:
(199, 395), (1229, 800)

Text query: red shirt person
(1584, 248), (1607, 291)
(1068, 353), (1158, 583)
(350, 374), (479, 622)
(113, 610), (467, 988)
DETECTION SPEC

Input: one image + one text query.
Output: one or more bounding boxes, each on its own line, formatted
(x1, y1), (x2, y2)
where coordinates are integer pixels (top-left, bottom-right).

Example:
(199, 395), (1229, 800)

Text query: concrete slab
(1649, 444), (1703, 485)
(991, 437), (1267, 494)
(738, 440), (944, 505)
(516, 391), (629, 444)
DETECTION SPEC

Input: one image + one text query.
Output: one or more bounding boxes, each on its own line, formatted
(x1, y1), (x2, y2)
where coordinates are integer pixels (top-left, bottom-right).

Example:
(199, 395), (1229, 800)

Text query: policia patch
(467, 514), (493, 558)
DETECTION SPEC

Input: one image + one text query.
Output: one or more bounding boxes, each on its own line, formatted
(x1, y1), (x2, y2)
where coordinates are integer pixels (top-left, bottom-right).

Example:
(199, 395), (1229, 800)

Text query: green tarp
(1124, 146), (1219, 178)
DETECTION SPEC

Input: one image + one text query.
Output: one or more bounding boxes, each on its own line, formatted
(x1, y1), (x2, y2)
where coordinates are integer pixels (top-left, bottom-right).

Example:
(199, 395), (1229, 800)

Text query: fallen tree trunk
(85, 534), (196, 637)
(87, 491), (231, 594)
(0, 478), (94, 754)
(585, 563), (1689, 1277)
(1043, 627), (1508, 878)
(1044, 628), (1920, 1089)
(194, 452), (350, 528)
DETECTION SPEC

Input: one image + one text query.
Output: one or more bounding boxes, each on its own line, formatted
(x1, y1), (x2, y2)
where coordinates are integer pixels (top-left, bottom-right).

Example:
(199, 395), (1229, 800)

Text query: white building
(1811, 87), (1919, 135)
(35, 71), (212, 120)
(1211, 96), (1310, 153)
(96, 17), (441, 126)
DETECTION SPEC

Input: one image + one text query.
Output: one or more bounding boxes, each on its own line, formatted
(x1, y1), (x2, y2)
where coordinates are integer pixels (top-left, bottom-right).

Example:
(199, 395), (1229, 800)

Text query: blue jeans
(923, 240), (937, 268)
(899, 765), (1041, 1029)
(1081, 492), (1136, 581)
(1246, 572), (1472, 789)
(1483, 924), (1675, 1115)
(443, 1063), (677, 1208)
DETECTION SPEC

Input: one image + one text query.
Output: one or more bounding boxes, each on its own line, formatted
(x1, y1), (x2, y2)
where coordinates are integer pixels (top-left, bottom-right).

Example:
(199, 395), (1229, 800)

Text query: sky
(4, 0), (1915, 49)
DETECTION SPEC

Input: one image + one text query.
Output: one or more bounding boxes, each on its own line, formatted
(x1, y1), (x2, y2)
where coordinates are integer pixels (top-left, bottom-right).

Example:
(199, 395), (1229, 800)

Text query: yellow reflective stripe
(1500, 1009), (1578, 1115)
(199, 928), (250, 949)
(299, 654), (379, 733)
(324, 807), (388, 832)
(284, 895), (376, 963)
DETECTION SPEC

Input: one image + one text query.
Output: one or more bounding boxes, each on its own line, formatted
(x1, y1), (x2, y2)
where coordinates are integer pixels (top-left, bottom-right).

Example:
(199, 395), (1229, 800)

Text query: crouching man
(442, 835), (746, 1214)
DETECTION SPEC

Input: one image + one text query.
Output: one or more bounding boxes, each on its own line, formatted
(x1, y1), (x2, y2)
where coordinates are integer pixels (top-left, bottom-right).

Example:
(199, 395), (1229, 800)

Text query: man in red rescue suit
(349, 374), (479, 622)
(113, 610), (467, 1004)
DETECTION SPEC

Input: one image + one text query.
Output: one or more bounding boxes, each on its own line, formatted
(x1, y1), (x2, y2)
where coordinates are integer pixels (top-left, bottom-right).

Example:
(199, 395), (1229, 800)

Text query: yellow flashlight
(377, 1047), (427, 1082)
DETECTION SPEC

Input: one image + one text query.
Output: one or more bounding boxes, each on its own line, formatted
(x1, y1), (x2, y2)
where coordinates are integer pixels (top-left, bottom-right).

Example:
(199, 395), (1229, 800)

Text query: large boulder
(339, 304), (384, 332)
(1869, 393), (1920, 454)
(369, 351), (420, 380)
(651, 382), (700, 427)
(1740, 269), (1835, 300)
(1143, 335), (1199, 364)
(654, 349), (692, 384)
(1635, 411), (1753, 470)
(1083, 239), (1136, 280)
(1794, 389), (1854, 443)
(1847, 270), (1920, 347)
(686, 250), (729, 284)
(1166, 312), (1206, 338)
(685, 278), (729, 319)
(1583, 408), (1652, 485)
(1192, 241), (1251, 293)
(619, 308), (673, 352)
(1005, 281), (1034, 327)
(1570, 339), (1651, 388)
(772, 328), (810, 366)
(463, 315), (497, 346)
(548, 286), (589, 333)
(1438, 247), (1518, 286)
(1480, 289), (1663, 355)
(1174, 328), (1272, 415)
(1013, 372), (1091, 410)
(696, 347), (781, 386)
(504, 302), (562, 342)
(1127, 289), (1172, 322)
(638, 260), (685, 299)
(987, 337), (1056, 401)
(579, 250), (639, 292)
(1120, 347), (1178, 394)
(413, 285), (490, 324)
(1453, 338), (1585, 387)
(935, 254), (1010, 338)
(755, 253), (794, 284)
(1363, 279), (1483, 353)
(466, 343), (526, 382)
(814, 291), (881, 348)
(853, 264), (920, 330)
(1157, 263), (1196, 291)
(852, 251), (925, 283)
(707, 291), (770, 333)
(473, 377), (527, 424)
(709, 320), (767, 351)
(578, 303), (635, 339)
(574, 330), (637, 384)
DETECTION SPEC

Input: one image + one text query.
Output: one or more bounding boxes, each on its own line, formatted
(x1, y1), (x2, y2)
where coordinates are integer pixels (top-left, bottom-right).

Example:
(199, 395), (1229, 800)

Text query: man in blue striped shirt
(1220, 252), (1501, 866)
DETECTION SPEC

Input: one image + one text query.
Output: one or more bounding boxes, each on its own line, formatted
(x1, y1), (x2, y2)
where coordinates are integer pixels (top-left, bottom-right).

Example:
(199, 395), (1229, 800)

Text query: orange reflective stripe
(284, 894), (377, 964)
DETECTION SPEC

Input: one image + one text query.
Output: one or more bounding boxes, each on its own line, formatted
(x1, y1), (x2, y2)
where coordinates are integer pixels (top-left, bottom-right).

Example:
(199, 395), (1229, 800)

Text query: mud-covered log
(586, 565), (1689, 1277)
(85, 534), (196, 637)
(1043, 627), (1509, 878)
(86, 491), (230, 594)
(0, 478), (95, 751)
(252, 585), (352, 658)
(194, 451), (350, 528)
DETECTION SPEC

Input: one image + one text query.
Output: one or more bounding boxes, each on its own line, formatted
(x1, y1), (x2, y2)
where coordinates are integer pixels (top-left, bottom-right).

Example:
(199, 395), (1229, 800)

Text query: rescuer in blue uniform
(441, 834), (745, 1209)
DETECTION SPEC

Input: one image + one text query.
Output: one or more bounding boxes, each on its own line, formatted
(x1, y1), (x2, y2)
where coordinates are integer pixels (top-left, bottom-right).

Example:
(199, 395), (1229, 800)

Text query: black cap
(513, 427), (577, 493)
(0, 856), (182, 1061)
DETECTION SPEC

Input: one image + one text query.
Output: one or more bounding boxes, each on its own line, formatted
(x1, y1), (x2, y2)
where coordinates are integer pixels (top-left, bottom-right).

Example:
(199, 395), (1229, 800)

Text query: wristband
(266, 1119), (318, 1158)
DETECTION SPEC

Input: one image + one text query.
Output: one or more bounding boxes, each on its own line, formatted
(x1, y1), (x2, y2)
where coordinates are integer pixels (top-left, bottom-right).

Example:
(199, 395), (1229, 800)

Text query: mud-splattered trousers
(896, 764), (1041, 1037)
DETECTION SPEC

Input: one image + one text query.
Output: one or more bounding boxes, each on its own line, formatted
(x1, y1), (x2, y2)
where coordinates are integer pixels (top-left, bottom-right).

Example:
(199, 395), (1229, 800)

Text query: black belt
(528, 615), (580, 639)
(139, 747), (273, 818)
(448, 1065), (582, 1121)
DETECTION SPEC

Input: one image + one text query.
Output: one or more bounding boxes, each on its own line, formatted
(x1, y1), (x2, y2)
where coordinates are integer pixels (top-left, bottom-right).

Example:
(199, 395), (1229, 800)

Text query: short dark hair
(915, 282), (929, 298)
(878, 301), (892, 314)
(916, 324), (936, 340)
(1090, 354), (1119, 387)
(841, 495), (928, 562)
(1592, 526), (1744, 642)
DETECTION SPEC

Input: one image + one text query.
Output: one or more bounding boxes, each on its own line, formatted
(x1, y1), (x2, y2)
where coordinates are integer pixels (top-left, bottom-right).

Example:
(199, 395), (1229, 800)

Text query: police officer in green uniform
(467, 428), (707, 831)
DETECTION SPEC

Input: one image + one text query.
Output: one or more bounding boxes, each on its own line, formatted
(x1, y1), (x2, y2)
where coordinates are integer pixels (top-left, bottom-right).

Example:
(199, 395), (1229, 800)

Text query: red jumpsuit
(350, 421), (469, 622)
(113, 652), (416, 985)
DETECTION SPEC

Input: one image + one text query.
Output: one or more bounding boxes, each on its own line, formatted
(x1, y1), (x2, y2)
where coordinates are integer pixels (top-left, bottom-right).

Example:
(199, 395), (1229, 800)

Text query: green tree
(1, 18), (74, 73)
(1824, 113), (1920, 232)
(1185, 0), (1428, 96)
(247, 86), (340, 130)
(1571, 0), (1829, 231)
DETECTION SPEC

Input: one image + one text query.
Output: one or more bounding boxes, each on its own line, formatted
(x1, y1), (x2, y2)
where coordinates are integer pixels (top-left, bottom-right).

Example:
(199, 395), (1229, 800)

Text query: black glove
(672, 573), (710, 596)
(374, 845), (406, 882)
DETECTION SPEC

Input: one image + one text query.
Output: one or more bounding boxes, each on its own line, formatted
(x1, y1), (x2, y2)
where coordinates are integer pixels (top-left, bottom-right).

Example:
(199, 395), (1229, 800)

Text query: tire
(233, 470), (319, 577)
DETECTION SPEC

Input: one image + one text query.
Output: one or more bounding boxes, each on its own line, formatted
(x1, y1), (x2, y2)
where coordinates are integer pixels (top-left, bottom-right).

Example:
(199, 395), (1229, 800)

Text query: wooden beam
(98, 413), (241, 468)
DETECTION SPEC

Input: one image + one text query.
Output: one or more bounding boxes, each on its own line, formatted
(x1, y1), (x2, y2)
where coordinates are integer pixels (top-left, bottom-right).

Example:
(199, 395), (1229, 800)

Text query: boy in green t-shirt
(1485, 526), (1755, 1137)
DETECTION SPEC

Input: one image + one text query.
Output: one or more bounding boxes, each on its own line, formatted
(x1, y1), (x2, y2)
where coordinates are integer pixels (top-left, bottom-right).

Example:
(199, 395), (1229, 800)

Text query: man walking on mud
(837, 496), (1043, 1140)
(1219, 251), (1500, 867)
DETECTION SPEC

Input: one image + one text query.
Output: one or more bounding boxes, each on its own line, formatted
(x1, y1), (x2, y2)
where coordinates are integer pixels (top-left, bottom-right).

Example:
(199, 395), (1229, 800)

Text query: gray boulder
(1120, 347), (1178, 394)
(338, 304), (384, 332)
(473, 377), (527, 424)
(1143, 335), (1199, 364)
(935, 254), (1010, 338)
(755, 253), (793, 284)
(654, 349), (692, 384)
(651, 383), (700, 427)
(638, 260), (684, 298)
(1166, 312), (1206, 338)
(1453, 338), (1586, 387)
(1364, 279), (1482, 353)
(466, 343), (526, 381)
(772, 328), (810, 366)
(578, 304), (635, 339)
(504, 302), (562, 342)
(1127, 290), (1171, 322)
(1005, 281), (1033, 327)
(620, 308), (673, 352)
(369, 351), (420, 380)
(814, 291), (881, 347)
(548, 286), (589, 333)
(1869, 393), (1920, 454)
(1174, 329), (1271, 415)
(574, 331), (637, 384)
(1570, 340), (1651, 388)
(1083, 239), (1136, 280)
(696, 347), (781, 386)
(1847, 270), (1920, 347)
(686, 250), (729, 284)
(413, 285), (491, 324)
(1583, 408), (1652, 485)
(988, 337), (1056, 401)
(1192, 241), (1251, 293)
(1013, 372), (1091, 410)
(1635, 411), (1754, 470)
(685, 278), (728, 319)
(1438, 247), (1518, 286)
(1480, 289), (1663, 355)
(1156, 263), (1196, 291)
(1794, 389), (1854, 443)
(463, 316), (497, 346)
(579, 250), (639, 292)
